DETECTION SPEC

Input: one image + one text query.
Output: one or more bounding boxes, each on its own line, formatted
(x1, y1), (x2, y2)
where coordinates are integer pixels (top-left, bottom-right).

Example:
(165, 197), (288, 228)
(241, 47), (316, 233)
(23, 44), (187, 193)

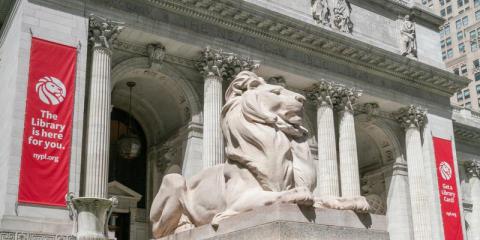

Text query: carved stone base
(68, 197), (117, 240)
(158, 204), (389, 240)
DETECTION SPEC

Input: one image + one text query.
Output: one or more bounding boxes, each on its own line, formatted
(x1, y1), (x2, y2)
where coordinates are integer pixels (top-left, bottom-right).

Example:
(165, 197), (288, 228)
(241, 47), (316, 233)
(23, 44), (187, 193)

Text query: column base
(67, 195), (117, 240)
(314, 196), (370, 212)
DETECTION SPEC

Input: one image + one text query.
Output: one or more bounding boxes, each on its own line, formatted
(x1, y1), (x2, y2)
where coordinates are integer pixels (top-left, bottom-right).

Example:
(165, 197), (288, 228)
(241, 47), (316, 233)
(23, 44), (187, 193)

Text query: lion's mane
(221, 71), (316, 192)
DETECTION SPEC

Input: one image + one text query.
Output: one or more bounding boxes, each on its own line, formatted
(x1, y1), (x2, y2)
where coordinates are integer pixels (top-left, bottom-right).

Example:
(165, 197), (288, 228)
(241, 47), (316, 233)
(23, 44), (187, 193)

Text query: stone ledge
(160, 204), (389, 240)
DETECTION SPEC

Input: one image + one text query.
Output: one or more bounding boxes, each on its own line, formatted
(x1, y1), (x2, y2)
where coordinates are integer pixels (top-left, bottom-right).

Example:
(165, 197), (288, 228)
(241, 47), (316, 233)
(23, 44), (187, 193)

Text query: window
(447, 5), (453, 14)
(476, 0), (480, 7)
(443, 51), (447, 60)
(457, 91), (464, 101)
(459, 42), (466, 53)
(463, 16), (469, 26)
(446, 37), (453, 46)
(447, 48), (454, 58)
(475, 59), (480, 68)
(454, 68), (460, 75)
(456, 19), (462, 29)
(472, 41), (478, 51)
(441, 0), (446, 5)
(465, 89), (471, 99)
(441, 40), (446, 48)
(465, 102), (472, 108)
(478, 98), (480, 107)
(476, 84), (480, 94)
(441, 9), (447, 16)
(476, 10), (480, 20)
(475, 72), (480, 81)
(461, 64), (468, 74)
(471, 29), (478, 39)
(459, 0), (464, 7)
(458, 31), (464, 40)
(445, 24), (451, 35)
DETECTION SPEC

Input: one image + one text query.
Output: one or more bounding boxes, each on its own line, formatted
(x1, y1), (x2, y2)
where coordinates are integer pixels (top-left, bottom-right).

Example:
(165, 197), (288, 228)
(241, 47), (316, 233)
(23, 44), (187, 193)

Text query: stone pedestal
(159, 204), (388, 240)
(67, 196), (118, 240)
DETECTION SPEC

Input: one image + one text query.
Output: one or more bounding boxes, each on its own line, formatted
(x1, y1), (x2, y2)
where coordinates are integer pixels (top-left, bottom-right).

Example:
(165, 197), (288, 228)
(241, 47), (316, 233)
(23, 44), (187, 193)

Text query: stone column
(84, 16), (124, 198)
(466, 160), (480, 240)
(396, 105), (430, 240)
(307, 81), (340, 198)
(197, 47), (259, 168)
(336, 87), (362, 198)
(68, 15), (124, 240)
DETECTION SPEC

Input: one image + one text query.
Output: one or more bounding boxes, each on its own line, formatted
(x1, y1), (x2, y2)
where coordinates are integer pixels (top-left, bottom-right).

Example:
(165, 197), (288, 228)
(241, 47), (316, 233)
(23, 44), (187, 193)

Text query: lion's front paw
(283, 187), (314, 206)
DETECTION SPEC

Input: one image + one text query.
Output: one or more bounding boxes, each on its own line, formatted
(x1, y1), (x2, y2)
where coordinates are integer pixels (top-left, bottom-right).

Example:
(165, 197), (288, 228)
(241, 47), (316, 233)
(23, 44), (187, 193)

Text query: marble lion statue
(150, 71), (317, 238)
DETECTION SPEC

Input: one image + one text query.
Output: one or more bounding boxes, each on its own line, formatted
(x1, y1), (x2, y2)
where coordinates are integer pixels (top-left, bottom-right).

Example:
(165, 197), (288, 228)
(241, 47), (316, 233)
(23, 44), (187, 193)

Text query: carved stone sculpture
(400, 15), (417, 58)
(311, 0), (330, 26)
(333, 0), (353, 33)
(147, 43), (166, 69)
(89, 15), (124, 50)
(150, 71), (316, 238)
(361, 173), (387, 215)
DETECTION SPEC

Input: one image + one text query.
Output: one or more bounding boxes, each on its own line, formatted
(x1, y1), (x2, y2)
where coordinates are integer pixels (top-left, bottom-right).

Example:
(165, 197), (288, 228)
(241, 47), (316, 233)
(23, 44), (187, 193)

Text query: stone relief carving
(400, 15), (417, 58)
(89, 15), (125, 50)
(395, 105), (426, 129)
(305, 80), (341, 107)
(147, 43), (166, 69)
(197, 47), (260, 81)
(0, 231), (74, 240)
(361, 173), (387, 215)
(150, 71), (316, 238)
(311, 0), (330, 26)
(332, 0), (353, 33)
(465, 160), (480, 179)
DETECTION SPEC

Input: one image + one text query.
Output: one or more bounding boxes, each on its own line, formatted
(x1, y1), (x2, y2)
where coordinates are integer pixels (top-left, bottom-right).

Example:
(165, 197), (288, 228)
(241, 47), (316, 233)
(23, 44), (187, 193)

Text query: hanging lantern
(117, 81), (142, 160)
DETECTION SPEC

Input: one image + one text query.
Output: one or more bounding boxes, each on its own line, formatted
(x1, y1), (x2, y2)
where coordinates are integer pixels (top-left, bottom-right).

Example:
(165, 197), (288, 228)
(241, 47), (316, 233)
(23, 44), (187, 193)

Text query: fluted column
(198, 47), (259, 168)
(396, 105), (430, 240)
(84, 16), (124, 198)
(307, 81), (340, 198)
(466, 161), (480, 240)
(337, 87), (362, 198)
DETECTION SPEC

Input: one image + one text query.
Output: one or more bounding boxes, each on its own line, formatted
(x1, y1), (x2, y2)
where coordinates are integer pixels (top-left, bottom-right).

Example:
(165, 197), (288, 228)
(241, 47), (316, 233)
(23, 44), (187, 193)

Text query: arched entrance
(108, 57), (202, 239)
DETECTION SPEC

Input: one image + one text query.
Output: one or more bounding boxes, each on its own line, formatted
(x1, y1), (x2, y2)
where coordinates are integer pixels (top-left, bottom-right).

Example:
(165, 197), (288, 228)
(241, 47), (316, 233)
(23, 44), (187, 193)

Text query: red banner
(433, 137), (463, 240)
(18, 38), (77, 207)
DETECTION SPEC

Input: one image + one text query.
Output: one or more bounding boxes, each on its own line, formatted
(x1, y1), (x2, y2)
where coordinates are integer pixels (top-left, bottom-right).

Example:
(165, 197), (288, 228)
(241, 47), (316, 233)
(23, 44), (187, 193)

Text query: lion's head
(221, 71), (316, 192)
(35, 76), (66, 105)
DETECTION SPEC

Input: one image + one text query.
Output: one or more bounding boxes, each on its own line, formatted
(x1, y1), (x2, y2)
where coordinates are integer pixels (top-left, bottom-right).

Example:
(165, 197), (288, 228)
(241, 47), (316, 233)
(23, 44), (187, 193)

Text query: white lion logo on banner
(35, 76), (66, 105)
(439, 161), (453, 180)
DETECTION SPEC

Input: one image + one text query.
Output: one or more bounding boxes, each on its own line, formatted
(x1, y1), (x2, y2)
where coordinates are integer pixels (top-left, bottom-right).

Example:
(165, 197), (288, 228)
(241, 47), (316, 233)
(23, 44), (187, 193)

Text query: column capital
(305, 81), (342, 108)
(336, 86), (362, 112)
(395, 105), (426, 130)
(89, 14), (125, 50)
(466, 160), (480, 179)
(197, 46), (260, 81)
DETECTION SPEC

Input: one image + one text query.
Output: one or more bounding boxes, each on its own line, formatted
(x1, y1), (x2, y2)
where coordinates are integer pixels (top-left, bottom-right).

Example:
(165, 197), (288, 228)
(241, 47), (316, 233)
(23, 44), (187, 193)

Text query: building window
(441, 9), (446, 16)
(457, 91), (464, 101)
(446, 37), (453, 46)
(476, 10), (480, 20)
(447, 5), (453, 14)
(442, 0), (446, 5)
(459, 42), (466, 53)
(454, 68), (460, 75)
(478, 98), (480, 107)
(465, 89), (471, 99)
(477, 84), (480, 94)
(463, 16), (469, 26)
(447, 48), (454, 58)
(475, 72), (480, 80)
(472, 41), (478, 51)
(476, 0), (480, 7)
(461, 64), (468, 74)
(465, 102), (472, 108)
(458, 31), (464, 40)
(456, 19), (462, 29)
(445, 24), (451, 35)
(443, 51), (447, 60)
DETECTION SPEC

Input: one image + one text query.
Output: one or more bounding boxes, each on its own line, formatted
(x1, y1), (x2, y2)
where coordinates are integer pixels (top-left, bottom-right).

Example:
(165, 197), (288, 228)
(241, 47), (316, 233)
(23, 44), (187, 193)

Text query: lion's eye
(271, 89), (281, 95)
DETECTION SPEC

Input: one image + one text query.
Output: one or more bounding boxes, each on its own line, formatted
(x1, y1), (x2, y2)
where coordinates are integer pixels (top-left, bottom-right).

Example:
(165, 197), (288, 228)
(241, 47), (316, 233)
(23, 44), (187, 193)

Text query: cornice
(145, 0), (468, 97)
(454, 123), (480, 146)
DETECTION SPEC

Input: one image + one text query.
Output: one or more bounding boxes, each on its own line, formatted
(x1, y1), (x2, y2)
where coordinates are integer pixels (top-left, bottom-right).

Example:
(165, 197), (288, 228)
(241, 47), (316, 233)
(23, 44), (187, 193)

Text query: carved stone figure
(149, 71), (316, 238)
(333, 0), (353, 33)
(361, 173), (387, 215)
(147, 43), (166, 68)
(89, 15), (124, 49)
(400, 15), (417, 58)
(311, 0), (330, 26)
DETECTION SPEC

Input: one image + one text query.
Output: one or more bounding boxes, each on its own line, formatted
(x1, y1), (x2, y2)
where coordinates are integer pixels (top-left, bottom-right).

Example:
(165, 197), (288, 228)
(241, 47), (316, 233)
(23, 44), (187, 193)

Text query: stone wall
(0, 0), (88, 235)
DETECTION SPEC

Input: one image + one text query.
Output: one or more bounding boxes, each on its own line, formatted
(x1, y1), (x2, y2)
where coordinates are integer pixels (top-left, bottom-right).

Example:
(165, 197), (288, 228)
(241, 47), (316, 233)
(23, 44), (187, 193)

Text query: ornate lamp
(117, 81), (141, 159)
